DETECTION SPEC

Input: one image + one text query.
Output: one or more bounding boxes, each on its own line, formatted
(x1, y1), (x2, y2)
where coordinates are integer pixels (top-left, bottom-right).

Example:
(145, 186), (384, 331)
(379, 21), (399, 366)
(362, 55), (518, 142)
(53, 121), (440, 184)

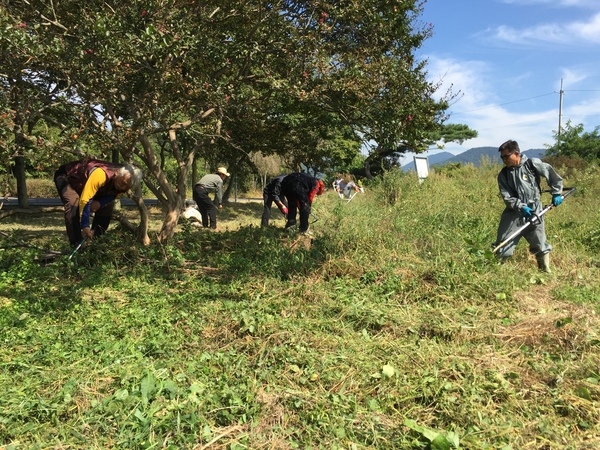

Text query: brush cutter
(346, 191), (358, 203)
(492, 187), (576, 255)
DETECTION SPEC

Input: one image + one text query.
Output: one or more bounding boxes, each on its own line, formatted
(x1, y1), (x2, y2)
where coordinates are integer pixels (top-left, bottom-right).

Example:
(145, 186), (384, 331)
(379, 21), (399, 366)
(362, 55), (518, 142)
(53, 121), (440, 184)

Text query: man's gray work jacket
(497, 154), (563, 214)
(196, 173), (224, 205)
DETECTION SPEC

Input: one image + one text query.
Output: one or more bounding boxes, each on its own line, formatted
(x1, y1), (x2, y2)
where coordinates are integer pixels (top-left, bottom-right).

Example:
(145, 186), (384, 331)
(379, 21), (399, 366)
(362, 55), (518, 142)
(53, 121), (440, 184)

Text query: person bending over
(54, 158), (143, 246)
(192, 167), (230, 229)
(261, 174), (289, 227)
(280, 172), (325, 234)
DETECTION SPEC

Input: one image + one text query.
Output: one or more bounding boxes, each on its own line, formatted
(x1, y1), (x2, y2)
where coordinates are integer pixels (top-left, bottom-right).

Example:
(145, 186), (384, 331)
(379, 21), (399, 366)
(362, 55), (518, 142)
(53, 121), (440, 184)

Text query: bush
(543, 155), (595, 178)
(26, 178), (58, 197)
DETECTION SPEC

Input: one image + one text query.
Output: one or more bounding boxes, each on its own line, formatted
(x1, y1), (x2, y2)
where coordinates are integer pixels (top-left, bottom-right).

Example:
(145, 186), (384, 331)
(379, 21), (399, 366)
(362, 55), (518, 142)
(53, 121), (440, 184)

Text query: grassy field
(1, 163), (599, 449)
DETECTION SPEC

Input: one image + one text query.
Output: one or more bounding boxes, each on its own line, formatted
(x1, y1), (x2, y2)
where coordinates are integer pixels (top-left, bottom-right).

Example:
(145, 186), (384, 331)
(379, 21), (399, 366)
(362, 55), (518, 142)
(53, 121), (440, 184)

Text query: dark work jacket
(280, 172), (319, 204)
(264, 175), (287, 202)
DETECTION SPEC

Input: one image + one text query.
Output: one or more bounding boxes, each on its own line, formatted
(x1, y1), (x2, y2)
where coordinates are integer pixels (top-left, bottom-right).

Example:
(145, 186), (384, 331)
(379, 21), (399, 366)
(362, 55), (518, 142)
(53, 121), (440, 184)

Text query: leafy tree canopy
(0, 0), (476, 240)
(547, 121), (600, 161)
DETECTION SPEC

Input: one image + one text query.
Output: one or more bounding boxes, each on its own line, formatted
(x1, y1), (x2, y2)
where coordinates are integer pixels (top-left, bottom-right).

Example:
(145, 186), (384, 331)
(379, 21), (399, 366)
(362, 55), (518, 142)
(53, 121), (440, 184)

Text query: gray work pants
(495, 208), (552, 258)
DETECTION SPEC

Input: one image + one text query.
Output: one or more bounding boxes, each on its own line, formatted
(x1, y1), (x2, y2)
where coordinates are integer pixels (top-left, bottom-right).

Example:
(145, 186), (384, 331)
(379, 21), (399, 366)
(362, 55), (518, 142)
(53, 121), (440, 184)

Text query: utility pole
(557, 78), (564, 151)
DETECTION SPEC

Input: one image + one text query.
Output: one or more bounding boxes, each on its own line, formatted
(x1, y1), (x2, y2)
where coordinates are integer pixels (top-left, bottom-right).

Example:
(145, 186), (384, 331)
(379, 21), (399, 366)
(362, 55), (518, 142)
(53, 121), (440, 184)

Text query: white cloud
(494, 24), (566, 44)
(568, 12), (600, 42)
(559, 67), (588, 86)
(492, 13), (600, 45)
(427, 56), (495, 108)
(425, 55), (558, 151)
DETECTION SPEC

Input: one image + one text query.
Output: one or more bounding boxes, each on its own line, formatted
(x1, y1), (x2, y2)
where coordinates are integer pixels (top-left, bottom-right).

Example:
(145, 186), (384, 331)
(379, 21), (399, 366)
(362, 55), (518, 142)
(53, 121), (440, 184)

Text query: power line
(452, 92), (556, 115)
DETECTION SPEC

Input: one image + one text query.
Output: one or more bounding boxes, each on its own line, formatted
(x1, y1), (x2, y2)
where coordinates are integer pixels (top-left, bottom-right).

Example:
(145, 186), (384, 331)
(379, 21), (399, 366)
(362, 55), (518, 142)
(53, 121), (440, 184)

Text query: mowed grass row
(1, 162), (599, 449)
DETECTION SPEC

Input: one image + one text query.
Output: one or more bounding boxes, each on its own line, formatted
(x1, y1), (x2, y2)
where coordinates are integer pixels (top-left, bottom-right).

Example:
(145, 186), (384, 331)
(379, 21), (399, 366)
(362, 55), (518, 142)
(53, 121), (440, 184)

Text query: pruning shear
(68, 237), (88, 260)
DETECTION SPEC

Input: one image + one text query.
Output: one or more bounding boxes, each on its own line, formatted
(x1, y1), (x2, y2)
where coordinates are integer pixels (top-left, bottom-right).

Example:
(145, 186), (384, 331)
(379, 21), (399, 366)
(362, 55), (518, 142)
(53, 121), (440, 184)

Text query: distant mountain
(442, 146), (496, 165)
(403, 147), (548, 171)
(523, 148), (548, 159)
(443, 147), (547, 166)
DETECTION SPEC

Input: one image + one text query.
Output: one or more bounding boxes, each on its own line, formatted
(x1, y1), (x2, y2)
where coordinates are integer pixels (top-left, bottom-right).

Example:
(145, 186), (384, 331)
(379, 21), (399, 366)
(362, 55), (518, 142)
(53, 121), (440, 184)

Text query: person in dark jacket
(494, 139), (563, 272)
(280, 172), (325, 233)
(192, 167), (230, 229)
(54, 158), (143, 245)
(261, 174), (289, 227)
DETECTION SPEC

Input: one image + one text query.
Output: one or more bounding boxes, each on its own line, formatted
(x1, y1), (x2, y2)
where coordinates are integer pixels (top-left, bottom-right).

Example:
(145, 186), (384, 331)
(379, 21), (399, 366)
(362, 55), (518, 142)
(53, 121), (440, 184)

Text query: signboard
(414, 156), (429, 183)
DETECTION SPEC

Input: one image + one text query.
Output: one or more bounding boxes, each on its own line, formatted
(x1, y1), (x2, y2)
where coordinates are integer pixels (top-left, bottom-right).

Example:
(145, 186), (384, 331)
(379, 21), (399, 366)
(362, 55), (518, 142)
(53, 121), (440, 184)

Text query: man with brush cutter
(492, 139), (571, 273)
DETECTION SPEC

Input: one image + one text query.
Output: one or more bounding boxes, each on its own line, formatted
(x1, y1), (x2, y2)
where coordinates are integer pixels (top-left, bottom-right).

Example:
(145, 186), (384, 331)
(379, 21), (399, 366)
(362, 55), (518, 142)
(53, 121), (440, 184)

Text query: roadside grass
(1, 164), (599, 449)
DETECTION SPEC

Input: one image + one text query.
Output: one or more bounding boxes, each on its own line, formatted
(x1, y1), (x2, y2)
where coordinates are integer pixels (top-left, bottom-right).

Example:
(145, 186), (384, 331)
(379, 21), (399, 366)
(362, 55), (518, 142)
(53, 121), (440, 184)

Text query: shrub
(26, 178), (57, 197)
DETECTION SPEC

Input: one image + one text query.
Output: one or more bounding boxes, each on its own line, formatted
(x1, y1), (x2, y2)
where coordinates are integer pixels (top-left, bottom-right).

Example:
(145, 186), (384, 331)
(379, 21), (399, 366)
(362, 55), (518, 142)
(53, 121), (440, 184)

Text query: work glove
(521, 206), (534, 219)
(552, 194), (563, 207)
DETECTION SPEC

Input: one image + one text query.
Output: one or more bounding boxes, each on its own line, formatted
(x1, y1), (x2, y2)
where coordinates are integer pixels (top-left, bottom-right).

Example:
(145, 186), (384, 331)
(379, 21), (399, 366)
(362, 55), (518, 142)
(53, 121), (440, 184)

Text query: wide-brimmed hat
(217, 167), (230, 177)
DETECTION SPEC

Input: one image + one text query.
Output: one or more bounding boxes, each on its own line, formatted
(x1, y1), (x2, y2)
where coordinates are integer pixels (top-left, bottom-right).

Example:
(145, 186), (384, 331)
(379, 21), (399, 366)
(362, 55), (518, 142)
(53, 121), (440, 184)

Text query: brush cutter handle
(492, 218), (538, 255)
(542, 187), (576, 209)
(561, 187), (576, 200)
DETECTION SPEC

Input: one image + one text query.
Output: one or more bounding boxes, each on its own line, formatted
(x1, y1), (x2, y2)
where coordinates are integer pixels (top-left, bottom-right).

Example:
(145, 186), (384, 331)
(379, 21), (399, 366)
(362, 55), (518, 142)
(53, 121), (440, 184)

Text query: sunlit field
(1, 162), (599, 449)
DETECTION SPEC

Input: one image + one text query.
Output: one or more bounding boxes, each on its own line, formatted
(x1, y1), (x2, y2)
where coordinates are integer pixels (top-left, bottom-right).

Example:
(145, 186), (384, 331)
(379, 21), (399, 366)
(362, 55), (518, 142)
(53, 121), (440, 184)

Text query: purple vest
(64, 159), (123, 196)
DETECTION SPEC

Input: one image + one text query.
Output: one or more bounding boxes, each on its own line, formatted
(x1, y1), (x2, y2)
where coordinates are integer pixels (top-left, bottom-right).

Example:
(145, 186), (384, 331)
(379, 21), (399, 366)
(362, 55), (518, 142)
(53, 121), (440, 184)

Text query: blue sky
(418, 0), (600, 155)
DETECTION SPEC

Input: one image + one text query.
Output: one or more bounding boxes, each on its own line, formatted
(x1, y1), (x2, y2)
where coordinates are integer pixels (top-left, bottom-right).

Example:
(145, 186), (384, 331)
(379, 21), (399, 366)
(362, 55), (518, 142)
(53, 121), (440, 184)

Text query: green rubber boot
(536, 253), (551, 273)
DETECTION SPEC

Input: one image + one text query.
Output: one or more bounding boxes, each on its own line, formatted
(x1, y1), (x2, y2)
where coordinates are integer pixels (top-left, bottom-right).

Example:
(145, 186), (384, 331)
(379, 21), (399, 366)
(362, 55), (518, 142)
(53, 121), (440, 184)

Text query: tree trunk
(136, 132), (187, 243)
(364, 158), (373, 180)
(157, 205), (181, 243)
(131, 192), (150, 245)
(192, 158), (198, 185)
(14, 156), (28, 208)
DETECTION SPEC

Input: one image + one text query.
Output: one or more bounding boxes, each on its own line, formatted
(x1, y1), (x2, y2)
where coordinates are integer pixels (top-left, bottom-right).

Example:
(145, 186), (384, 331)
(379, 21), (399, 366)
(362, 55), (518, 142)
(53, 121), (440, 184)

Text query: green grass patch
(1, 164), (600, 449)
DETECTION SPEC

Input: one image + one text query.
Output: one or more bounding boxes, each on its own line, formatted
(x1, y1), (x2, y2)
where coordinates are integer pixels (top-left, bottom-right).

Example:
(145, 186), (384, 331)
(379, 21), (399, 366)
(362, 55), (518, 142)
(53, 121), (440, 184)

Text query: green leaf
(114, 389), (129, 400)
(404, 418), (425, 433)
(431, 434), (452, 450)
(141, 372), (156, 405)
(368, 398), (380, 411)
(575, 385), (592, 401)
(555, 317), (572, 328)
(134, 408), (147, 423)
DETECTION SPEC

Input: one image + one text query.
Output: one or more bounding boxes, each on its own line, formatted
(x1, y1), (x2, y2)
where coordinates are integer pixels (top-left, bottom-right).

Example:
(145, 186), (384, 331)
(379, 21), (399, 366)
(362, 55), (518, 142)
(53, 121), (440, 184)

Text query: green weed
(1, 163), (599, 449)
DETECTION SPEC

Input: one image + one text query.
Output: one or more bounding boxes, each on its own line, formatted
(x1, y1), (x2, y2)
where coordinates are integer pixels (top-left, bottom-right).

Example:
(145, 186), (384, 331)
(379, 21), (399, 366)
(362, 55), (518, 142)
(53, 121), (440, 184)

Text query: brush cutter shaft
(492, 188), (576, 254)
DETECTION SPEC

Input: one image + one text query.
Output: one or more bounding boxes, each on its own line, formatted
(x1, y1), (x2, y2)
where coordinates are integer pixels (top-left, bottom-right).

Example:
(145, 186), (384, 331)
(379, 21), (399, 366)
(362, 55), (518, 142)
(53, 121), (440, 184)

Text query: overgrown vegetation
(1, 164), (599, 449)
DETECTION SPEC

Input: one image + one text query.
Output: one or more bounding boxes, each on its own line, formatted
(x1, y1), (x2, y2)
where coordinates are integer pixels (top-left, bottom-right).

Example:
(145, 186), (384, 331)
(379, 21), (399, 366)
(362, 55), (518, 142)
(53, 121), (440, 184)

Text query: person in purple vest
(54, 158), (143, 246)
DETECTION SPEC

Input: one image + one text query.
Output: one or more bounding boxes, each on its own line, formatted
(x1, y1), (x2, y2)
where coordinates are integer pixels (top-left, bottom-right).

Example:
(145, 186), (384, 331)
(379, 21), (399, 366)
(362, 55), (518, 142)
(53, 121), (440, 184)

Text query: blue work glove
(521, 206), (534, 219)
(552, 194), (563, 207)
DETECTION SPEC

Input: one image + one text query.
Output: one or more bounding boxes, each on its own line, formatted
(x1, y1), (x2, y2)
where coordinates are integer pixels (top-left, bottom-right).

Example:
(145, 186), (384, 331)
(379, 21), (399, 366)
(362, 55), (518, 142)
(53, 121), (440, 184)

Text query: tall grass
(1, 162), (599, 449)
